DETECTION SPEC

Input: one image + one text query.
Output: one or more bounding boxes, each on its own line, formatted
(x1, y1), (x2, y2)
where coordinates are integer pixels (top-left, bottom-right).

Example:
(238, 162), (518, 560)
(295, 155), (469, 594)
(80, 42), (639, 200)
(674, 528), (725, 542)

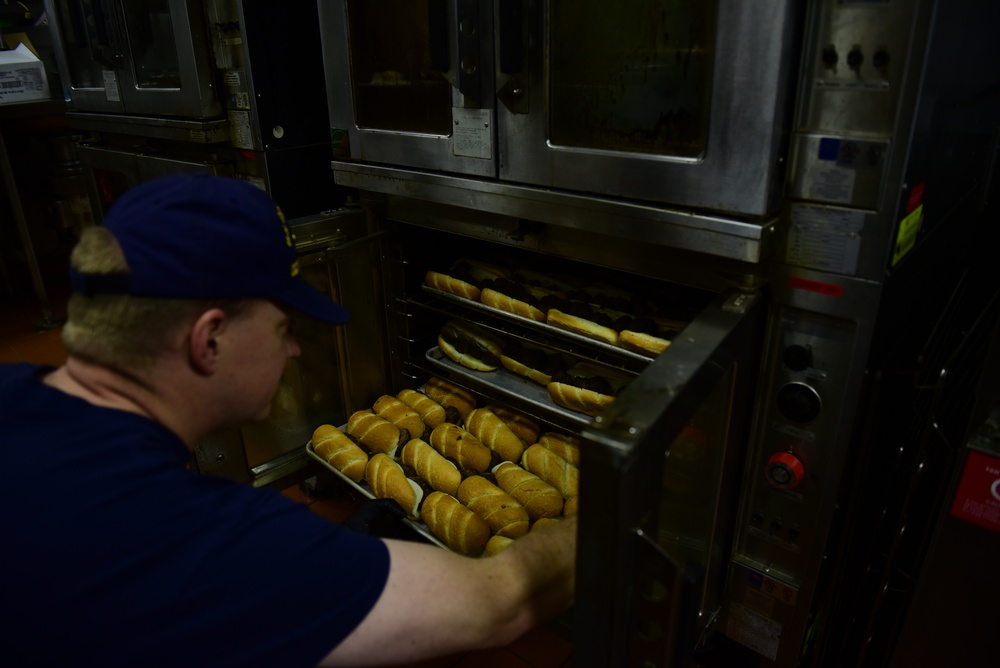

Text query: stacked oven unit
(315, 0), (1000, 666)
(43, 0), (359, 488)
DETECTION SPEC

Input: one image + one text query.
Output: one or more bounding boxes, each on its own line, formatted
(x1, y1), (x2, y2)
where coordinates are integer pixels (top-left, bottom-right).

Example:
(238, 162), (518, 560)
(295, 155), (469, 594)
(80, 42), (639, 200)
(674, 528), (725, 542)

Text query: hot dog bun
(464, 407), (525, 463)
(493, 461), (564, 520)
(423, 377), (476, 420)
(538, 432), (582, 467)
(425, 270), (480, 301)
(365, 453), (423, 519)
(487, 405), (540, 446)
(429, 422), (492, 473)
(372, 394), (425, 441)
(547, 380), (616, 416)
(619, 330), (671, 356)
(457, 475), (530, 538)
(546, 307), (619, 346)
(521, 443), (580, 499)
(438, 320), (504, 372)
(401, 438), (462, 496)
(480, 286), (546, 322)
(499, 339), (573, 386)
(396, 388), (448, 429)
(562, 495), (579, 517)
(311, 424), (369, 483)
(484, 534), (515, 557)
(347, 410), (406, 457)
(420, 491), (491, 557)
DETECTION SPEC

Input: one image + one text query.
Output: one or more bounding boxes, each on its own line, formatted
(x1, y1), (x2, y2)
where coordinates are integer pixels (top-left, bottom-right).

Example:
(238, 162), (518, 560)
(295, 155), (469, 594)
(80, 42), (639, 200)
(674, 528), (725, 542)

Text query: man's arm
(319, 516), (577, 667)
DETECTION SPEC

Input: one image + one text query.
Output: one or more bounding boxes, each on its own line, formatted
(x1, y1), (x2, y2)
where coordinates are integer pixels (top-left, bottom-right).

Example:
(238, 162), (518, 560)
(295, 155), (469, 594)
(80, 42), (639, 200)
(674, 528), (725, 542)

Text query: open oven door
(574, 287), (764, 667)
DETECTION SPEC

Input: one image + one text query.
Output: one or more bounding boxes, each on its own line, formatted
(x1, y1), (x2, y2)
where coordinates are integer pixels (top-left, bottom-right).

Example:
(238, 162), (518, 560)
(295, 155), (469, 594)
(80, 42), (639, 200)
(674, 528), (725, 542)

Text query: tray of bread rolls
(423, 258), (692, 362)
(306, 377), (581, 558)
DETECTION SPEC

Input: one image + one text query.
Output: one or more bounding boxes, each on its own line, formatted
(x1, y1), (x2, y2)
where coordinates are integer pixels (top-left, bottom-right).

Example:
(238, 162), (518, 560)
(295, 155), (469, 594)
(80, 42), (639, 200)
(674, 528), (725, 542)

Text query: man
(1, 174), (577, 667)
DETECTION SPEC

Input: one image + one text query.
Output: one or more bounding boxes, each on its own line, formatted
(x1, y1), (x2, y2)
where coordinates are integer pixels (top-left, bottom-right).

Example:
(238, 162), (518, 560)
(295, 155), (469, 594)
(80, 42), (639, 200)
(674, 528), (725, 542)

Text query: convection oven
(311, 1), (1000, 666)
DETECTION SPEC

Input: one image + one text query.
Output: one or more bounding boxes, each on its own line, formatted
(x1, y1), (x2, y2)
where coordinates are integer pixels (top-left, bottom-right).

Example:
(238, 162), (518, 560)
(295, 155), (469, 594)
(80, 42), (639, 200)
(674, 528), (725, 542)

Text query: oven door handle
(496, 0), (527, 114)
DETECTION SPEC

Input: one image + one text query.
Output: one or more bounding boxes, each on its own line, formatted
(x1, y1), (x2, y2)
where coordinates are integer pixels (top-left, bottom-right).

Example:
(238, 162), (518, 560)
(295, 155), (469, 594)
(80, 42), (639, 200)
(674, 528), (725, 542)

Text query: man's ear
(188, 308), (227, 375)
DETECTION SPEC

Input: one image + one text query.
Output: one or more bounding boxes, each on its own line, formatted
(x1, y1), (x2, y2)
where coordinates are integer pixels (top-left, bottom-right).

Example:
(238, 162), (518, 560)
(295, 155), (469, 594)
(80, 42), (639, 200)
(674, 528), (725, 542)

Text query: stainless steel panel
(66, 111), (230, 143)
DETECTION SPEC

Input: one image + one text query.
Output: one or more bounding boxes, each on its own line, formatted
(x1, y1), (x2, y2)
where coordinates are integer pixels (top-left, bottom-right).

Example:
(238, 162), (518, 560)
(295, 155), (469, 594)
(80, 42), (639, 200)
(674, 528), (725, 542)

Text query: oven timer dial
(776, 381), (822, 423)
(766, 452), (806, 490)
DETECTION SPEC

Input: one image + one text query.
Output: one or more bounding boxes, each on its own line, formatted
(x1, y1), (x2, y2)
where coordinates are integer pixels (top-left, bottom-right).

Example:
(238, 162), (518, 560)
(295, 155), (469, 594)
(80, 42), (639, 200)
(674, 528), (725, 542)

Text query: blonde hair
(62, 226), (252, 369)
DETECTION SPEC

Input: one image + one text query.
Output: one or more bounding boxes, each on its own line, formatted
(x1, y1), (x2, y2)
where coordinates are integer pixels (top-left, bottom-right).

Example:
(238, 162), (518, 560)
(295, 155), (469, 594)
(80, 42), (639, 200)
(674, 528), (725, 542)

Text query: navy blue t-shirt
(1, 363), (390, 668)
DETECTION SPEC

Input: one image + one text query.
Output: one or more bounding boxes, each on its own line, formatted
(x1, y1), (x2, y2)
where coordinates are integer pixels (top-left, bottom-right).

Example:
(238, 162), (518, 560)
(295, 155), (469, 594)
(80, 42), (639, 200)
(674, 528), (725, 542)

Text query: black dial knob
(783, 344), (813, 372)
(873, 49), (890, 70)
(847, 49), (864, 70)
(776, 382), (822, 423)
(821, 45), (838, 67)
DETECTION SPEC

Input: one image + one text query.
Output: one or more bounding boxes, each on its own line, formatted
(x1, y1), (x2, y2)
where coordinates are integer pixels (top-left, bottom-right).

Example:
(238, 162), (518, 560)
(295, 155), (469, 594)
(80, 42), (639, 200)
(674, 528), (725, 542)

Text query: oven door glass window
(548, 0), (716, 158)
(53, 0), (117, 89)
(345, 0), (451, 134)
(120, 0), (182, 89)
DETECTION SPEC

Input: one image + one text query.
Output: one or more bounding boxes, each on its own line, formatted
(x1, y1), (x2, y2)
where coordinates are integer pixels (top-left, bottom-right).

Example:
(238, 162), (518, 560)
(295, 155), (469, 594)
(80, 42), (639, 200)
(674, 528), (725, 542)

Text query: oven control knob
(821, 45), (838, 68)
(783, 344), (813, 371)
(766, 452), (806, 490)
(847, 48), (864, 70)
(776, 382), (822, 423)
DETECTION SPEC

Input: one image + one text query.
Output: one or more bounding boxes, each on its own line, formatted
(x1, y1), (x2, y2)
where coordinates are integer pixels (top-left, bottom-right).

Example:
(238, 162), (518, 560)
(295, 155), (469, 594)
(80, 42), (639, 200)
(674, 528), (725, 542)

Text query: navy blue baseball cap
(70, 173), (350, 324)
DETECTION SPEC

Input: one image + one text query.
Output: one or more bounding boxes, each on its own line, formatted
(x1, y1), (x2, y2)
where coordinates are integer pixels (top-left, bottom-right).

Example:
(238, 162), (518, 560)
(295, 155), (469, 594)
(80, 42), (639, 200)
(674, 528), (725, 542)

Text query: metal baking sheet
(425, 346), (594, 429)
(305, 439), (447, 550)
(422, 284), (657, 363)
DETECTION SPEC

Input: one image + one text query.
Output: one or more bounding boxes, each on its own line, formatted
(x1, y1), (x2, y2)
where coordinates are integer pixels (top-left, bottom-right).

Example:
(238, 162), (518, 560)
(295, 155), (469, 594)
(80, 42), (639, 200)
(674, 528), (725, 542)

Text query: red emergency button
(766, 452), (806, 490)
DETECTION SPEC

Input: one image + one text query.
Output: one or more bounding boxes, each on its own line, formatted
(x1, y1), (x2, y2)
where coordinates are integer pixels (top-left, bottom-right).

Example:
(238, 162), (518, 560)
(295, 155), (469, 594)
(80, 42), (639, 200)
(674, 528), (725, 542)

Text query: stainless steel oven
(321, 1), (1000, 666)
(320, 0), (799, 217)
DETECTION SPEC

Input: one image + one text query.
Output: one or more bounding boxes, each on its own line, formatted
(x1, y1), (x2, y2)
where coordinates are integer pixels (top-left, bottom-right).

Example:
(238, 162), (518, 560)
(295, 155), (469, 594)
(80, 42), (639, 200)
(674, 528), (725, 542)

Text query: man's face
(218, 300), (302, 424)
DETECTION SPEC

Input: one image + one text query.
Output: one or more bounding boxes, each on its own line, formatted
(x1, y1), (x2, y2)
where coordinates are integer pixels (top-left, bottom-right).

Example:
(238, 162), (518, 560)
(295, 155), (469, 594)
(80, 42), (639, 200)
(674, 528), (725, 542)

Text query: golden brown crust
(562, 495), (579, 517)
(521, 443), (580, 499)
(537, 432), (582, 467)
(425, 270), (480, 301)
(312, 424), (369, 483)
(619, 330), (671, 356)
(365, 453), (422, 519)
(347, 410), (405, 456)
(531, 517), (562, 532)
(428, 422), (492, 472)
(493, 462), (564, 520)
(484, 534), (515, 557)
(464, 408), (525, 463)
(453, 258), (511, 282)
(396, 389), (448, 429)
(423, 377), (477, 420)
(546, 308), (619, 345)
(457, 475), (530, 538)
(438, 320), (504, 372)
(547, 381), (615, 416)
(487, 405), (541, 446)
(480, 288), (546, 322)
(499, 354), (553, 385)
(401, 438), (462, 496)
(372, 394), (425, 441)
(421, 491), (491, 556)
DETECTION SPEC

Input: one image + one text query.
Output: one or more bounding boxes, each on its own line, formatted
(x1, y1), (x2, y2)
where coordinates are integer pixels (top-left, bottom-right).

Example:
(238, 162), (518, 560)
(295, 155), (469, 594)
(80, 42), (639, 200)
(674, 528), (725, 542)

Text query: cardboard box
(0, 33), (49, 104)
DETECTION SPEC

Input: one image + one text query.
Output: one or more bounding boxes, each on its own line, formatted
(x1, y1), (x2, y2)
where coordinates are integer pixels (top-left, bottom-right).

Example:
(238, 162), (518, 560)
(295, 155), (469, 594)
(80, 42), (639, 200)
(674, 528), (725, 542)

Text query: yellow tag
(891, 204), (923, 266)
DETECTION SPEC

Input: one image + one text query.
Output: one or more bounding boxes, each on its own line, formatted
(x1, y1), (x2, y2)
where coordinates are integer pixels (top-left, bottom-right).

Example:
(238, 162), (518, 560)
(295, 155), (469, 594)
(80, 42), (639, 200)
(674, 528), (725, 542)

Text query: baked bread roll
(480, 287), (545, 322)
(372, 394), (425, 441)
(487, 405), (540, 446)
(546, 307), (619, 346)
(563, 495), (579, 517)
(522, 443), (580, 499)
(484, 534), (515, 557)
(396, 388), (448, 428)
(618, 330), (671, 356)
(424, 377), (476, 420)
(499, 339), (573, 386)
(438, 320), (504, 372)
(347, 410), (406, 457)
(547, 380), (616, 416)
(425, 271), (480, 301)
(429, 422), (492, 472)
(493, 461), (563, 520)
(312, 424), (369, 482)
(420, 491), (491, 557)
(458, 475), (530, 538)
(538, 432), (582, 467)
(531, 517), (562, 532)
(453, 258), (510, 282)
(365, 453), (423, 519)
(401, 438), (461, 496)
(464, 407), (525, 463)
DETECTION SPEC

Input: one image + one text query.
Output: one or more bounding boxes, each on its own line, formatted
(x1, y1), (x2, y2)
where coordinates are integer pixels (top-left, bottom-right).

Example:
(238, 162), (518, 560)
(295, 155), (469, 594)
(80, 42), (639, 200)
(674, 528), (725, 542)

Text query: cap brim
(272, 281), (350, 325)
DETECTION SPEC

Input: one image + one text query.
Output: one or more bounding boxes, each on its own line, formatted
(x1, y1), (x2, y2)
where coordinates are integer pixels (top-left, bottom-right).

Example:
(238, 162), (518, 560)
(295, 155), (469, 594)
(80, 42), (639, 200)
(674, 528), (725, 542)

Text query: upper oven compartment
(321, 0), (801, 218)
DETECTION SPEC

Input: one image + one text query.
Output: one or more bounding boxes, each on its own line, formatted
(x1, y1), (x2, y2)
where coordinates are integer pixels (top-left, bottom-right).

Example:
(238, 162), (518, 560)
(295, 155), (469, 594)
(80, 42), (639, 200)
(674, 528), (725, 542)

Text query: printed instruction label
(452, 107), (492, 160)
(891, 204), (923, 266)
(788, 204), (864, 275)
(727, 601), (781, 660)
(226, 110), (254, 150)
(950, 450), (1000, 533)
(103, 70), (120, 102)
